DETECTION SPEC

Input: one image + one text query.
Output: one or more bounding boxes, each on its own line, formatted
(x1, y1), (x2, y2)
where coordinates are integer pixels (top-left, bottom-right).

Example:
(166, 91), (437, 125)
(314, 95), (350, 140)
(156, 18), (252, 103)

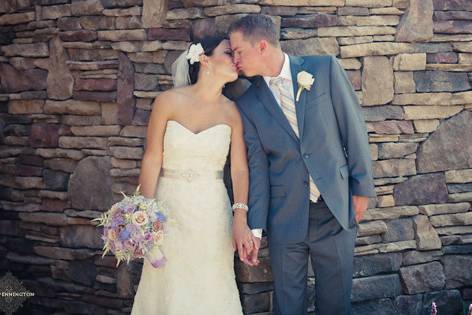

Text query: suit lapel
(253, 76), (299, 143)
(289, 55), (308, 139)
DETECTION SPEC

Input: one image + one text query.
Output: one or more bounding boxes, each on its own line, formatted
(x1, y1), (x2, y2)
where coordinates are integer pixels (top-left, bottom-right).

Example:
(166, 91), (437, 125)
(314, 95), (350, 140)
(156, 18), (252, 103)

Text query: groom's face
(229, 31), (261, 77)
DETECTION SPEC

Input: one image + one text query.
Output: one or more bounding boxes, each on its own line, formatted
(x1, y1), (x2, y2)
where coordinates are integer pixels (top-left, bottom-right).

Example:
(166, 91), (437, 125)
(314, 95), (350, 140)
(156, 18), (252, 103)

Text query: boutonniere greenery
(296, 71), (315, 102)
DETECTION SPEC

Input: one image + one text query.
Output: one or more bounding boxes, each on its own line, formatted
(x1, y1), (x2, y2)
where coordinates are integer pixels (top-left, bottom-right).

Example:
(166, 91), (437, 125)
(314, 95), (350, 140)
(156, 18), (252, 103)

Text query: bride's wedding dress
(131, 120), (243, 315)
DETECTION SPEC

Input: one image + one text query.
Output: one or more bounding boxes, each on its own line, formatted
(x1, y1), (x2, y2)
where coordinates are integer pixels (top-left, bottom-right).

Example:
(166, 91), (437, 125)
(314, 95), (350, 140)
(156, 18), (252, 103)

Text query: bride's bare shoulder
(221, 97), (242, 125)
(152, 86), (193, 109)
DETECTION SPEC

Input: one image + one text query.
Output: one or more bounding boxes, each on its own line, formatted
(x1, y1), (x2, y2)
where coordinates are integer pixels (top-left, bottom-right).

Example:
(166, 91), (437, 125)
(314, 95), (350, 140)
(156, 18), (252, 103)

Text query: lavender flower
(119, 228), (131, 241)
(156, 212), (167, 222)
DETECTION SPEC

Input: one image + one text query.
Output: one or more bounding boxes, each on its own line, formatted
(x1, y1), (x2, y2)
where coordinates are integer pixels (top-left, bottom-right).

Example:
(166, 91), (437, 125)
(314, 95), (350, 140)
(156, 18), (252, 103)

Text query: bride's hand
(232, 210), (253, 265)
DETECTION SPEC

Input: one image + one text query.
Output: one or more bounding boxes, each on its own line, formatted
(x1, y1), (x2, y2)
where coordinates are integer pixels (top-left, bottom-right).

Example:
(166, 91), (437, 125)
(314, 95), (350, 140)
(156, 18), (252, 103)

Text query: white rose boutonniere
(296, 71), (315, 102)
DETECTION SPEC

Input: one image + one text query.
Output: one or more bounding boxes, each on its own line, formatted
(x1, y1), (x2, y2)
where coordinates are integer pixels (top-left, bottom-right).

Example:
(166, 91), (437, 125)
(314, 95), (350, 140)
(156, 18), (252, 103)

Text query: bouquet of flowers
(92, 186), (167, 268)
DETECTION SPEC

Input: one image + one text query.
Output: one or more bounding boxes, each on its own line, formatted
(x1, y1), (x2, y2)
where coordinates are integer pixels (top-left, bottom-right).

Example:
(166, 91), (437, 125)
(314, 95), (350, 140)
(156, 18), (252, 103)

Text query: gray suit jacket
(236, 55), (376, 243)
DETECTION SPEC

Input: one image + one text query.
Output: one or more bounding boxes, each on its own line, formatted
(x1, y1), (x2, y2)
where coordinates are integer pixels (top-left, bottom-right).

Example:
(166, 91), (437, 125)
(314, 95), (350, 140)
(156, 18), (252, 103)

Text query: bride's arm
(227, 103), (255, 263)
(138, 94), (171, 199)
(229, 104), (249, 215)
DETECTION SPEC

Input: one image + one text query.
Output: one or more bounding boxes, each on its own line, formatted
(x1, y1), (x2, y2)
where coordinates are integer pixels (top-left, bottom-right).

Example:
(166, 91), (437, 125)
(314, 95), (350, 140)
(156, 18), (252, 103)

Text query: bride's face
(205, 40), (238, 83)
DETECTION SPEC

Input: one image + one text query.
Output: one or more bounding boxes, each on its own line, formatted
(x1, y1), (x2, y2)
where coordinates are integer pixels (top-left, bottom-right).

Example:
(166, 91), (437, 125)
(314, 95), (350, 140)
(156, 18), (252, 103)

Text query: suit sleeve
(238, 105), (270, 231)
(329, 56), (376, 198)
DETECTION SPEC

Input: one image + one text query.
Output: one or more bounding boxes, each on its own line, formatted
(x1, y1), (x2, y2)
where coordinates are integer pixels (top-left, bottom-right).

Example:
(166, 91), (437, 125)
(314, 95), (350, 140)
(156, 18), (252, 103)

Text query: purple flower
(112, 216), (125, 227)
(131, 233), (144, 243)
(156, 212), (167, 222)
(125, 240), (137, 251)
(119, 228), (131, 241)
(127, 223), (139, 232)
(126, 205), (137, 213)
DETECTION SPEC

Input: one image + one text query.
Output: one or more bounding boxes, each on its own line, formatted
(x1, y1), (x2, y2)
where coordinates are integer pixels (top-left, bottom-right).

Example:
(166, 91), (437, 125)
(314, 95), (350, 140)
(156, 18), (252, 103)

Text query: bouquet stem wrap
(146, 245), (167, 268)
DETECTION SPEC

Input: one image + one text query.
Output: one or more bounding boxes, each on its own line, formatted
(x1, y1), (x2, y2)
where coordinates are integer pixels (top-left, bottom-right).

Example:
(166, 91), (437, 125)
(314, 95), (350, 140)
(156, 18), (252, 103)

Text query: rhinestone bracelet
(232, 203), (249, 212)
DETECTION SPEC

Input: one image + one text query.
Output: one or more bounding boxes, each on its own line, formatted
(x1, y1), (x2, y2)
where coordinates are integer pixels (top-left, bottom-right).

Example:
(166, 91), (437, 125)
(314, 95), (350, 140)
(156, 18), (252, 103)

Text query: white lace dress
(131, 120), (243, 315)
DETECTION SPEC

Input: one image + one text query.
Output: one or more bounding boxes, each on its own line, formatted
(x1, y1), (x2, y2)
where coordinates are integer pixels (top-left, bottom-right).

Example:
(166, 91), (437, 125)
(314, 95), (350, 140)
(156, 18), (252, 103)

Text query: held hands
(247, 234), (261, 266)
(233, 196), (369, 266)
(353, 195), (369, 223)
(232, 209), (260, 267)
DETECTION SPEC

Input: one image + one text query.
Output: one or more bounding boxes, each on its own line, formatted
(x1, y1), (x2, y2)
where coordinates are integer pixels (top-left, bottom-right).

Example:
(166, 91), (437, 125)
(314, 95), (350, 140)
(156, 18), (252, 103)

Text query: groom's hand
(353, 195), (369, 223)
(248, 235), (261, 266)
(232, 210), (254, 265)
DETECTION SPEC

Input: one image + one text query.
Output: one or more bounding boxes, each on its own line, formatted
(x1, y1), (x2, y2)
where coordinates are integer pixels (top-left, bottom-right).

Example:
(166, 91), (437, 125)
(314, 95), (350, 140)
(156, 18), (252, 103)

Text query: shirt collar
(263, 53), (292, 86)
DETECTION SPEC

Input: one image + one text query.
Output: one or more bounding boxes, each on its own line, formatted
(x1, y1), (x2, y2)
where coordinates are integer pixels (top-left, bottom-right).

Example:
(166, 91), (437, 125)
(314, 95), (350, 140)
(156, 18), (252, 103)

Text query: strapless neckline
(167, 120), (231, 136)
(161, 119), (231, 172)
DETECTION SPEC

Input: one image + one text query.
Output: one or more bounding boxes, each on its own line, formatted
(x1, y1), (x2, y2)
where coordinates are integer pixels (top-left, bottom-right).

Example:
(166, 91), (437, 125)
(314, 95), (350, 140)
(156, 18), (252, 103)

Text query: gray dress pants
(269, 199), (357, 315)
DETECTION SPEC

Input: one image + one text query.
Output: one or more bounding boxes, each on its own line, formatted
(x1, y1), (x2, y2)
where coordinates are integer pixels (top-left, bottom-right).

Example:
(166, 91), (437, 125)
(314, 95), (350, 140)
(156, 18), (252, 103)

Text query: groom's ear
(257, 40), (269, 55)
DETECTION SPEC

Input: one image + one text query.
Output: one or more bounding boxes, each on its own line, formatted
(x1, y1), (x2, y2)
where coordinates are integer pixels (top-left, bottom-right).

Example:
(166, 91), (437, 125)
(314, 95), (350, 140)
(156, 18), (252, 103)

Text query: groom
(229, 15), (376, 315)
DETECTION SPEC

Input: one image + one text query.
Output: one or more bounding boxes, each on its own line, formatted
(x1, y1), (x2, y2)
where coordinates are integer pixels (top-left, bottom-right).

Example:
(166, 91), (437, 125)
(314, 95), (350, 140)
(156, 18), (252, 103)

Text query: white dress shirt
(264, 53), (295, 104)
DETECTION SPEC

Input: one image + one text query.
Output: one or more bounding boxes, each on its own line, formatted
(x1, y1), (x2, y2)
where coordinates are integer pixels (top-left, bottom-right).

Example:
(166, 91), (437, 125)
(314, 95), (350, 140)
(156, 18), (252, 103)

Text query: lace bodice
(162, 120), (231, 172)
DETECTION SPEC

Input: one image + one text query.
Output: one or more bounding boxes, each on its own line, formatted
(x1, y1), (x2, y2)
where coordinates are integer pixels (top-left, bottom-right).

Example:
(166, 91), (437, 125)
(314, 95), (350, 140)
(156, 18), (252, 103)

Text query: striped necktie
(269, 77), (321, 203)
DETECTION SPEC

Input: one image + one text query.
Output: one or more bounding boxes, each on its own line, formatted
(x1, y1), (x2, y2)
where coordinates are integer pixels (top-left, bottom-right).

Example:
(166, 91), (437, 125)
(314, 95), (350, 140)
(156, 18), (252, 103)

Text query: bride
(131, 34), (254, 314)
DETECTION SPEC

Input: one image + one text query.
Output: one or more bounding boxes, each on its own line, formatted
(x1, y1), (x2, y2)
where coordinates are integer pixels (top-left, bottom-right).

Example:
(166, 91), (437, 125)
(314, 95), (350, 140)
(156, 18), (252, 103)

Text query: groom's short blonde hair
(229, 14), (279, 47)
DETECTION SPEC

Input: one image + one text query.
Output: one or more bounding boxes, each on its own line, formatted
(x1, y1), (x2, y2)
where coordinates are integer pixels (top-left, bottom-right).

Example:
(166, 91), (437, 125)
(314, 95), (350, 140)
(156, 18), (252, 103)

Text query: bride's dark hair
(188, 32), (227, 85)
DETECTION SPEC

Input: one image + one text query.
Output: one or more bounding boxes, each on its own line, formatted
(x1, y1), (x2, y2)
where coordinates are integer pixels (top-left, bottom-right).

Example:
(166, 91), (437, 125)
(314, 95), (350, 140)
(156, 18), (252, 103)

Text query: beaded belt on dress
(160, 168), (223, 182)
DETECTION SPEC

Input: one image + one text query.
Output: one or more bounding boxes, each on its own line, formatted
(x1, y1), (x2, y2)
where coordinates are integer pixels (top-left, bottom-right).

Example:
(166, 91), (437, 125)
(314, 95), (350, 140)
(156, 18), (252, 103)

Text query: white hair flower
(186, 43), (204, 65)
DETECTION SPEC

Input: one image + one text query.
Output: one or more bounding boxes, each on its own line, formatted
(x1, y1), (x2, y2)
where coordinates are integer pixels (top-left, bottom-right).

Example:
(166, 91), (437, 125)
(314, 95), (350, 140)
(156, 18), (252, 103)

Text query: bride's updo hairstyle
(188, 34), (226, 85)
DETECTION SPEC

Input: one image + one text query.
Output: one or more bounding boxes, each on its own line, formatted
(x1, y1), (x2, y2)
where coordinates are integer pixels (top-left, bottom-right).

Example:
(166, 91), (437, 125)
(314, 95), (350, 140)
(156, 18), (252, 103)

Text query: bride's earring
(205, 64), (212, 76)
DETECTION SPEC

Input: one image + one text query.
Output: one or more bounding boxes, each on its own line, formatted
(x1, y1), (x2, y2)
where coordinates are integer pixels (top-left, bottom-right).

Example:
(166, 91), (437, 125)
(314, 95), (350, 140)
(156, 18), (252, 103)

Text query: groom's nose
(232, 52), (240, 64)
